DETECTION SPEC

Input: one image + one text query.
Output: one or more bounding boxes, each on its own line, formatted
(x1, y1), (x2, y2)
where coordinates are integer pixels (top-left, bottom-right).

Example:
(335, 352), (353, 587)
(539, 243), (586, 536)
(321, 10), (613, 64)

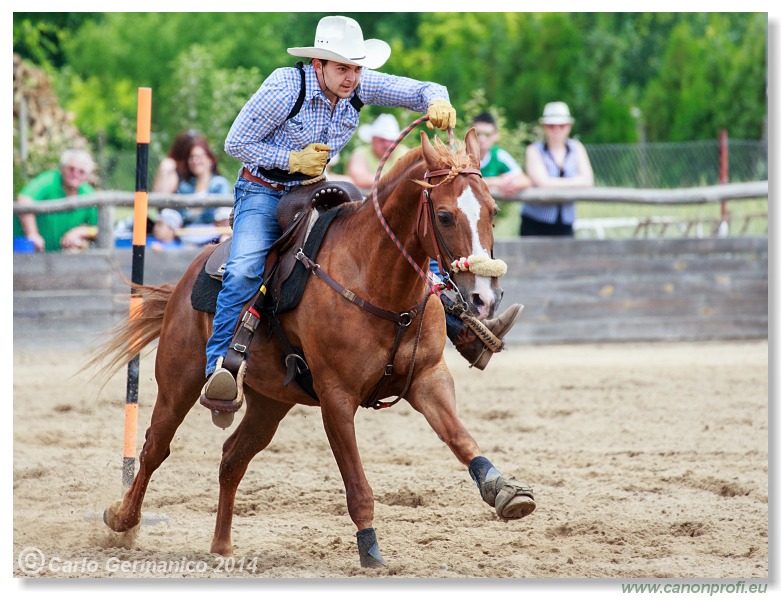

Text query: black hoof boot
(356, 527), (388, 568)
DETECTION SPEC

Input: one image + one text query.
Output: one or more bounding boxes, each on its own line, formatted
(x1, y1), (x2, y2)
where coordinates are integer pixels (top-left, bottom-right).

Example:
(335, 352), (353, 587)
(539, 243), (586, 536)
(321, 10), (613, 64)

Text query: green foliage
(13, 11), (767, 191)
(164, 46), (265, 178)
(642, 14), (767, 142)
(64, 73), (137, 148)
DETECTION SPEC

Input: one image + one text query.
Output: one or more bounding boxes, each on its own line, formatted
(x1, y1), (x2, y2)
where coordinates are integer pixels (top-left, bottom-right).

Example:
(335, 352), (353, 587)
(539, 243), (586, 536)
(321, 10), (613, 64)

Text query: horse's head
(417, 129), (507, 320)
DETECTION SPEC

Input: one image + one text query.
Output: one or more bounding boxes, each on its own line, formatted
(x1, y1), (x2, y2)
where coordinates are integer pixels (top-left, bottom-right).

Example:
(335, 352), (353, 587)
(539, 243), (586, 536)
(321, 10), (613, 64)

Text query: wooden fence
(13, 181), (768, 348)
(12, 181), (769, 248)
(13, 236), (767, 349)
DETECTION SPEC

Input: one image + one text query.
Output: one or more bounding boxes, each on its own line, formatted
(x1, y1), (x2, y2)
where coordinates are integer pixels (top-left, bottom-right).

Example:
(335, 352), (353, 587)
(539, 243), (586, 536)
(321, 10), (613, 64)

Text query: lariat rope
(368, 116), (441, 295)
(366, 115), (504, 353)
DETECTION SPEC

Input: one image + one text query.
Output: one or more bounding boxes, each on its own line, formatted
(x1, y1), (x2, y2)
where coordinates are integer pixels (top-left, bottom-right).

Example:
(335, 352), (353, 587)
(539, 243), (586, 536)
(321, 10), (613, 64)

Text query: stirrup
(199, 358), (247, 428)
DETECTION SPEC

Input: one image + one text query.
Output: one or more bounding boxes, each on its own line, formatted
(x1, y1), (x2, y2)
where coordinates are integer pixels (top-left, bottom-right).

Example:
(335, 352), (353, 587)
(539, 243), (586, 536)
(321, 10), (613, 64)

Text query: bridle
(369, 116), (506, 292)
(368, 116), (482, 295)
(415, 165), (483, 283)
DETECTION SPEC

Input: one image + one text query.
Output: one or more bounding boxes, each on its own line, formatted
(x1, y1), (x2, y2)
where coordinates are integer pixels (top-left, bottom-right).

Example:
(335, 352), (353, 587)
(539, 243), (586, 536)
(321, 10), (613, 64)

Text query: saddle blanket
(190, 205), (343, 314)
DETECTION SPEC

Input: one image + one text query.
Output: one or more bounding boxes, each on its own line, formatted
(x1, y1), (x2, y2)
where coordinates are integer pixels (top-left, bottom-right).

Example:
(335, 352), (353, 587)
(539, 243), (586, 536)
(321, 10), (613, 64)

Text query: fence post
(96, 204), (115, 249)
(719, 130), (729, 236)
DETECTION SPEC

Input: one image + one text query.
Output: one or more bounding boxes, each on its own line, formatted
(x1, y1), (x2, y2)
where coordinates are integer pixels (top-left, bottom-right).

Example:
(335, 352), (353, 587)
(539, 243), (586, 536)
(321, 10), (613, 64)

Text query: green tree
(13, 11), (768, 192)
(642, 14), (767, 142)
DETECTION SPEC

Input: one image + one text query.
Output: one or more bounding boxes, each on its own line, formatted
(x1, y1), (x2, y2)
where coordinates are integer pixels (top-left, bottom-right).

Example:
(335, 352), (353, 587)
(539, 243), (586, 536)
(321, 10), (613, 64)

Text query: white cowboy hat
(539, 101), (575, 125)
(288, 15), (391, 70)
(357, 113), (401, 143)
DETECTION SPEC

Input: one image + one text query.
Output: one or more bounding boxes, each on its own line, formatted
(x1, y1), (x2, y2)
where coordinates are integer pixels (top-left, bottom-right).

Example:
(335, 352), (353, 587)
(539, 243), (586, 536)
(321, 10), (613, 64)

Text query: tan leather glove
(289, 143), (331, 176)
(426, 99), (457, 130)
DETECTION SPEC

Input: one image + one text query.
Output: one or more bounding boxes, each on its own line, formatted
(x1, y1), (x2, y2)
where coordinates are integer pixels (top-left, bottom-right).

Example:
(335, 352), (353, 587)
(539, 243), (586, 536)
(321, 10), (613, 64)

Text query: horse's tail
(82, 282), (175, 383)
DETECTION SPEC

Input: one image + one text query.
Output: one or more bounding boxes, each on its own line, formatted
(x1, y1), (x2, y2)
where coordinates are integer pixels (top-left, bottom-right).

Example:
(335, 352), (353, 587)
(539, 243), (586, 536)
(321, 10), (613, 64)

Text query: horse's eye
(437, 211), (455, 226)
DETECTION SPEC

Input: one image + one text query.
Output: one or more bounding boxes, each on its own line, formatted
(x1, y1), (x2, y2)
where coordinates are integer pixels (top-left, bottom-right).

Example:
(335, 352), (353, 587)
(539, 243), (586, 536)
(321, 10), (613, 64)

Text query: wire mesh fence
(91, 138), (768, 240)
(585, 139), (768, 188)
(96, 139), (768, 192)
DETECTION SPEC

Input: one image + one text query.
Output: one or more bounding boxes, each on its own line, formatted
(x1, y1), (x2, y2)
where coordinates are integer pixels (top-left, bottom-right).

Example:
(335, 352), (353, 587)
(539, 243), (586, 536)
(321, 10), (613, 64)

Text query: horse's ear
(465, 127), (481, 169)
(420, 130), (439, 168)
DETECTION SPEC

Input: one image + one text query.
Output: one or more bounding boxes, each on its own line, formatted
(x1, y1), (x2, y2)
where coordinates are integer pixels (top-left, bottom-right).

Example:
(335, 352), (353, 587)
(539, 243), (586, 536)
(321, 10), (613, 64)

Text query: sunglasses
(543, 124), (570, 129)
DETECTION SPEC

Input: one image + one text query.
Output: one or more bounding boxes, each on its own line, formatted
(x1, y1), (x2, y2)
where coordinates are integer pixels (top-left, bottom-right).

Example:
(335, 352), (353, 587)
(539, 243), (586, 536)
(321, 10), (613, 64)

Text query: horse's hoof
(210, 410), (234, 429)
(496, 494), (536, 519)
(494, 479), (536, 520)
(210, 545), (234, 557)
(103, 500), (139, 532)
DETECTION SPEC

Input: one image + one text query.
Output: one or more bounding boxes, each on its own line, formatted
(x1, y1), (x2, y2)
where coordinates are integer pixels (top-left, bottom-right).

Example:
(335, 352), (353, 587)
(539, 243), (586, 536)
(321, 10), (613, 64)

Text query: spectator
(14, 148), (98, 252)
(521, 101), (594, 237)
(347, 113), (408, 189)
(148, 208), (184, 252)
(471, 112), (530, 197)
(153, 130), (201, 193)
(180, 206), (233, 246)
(153, 130), (232, 225)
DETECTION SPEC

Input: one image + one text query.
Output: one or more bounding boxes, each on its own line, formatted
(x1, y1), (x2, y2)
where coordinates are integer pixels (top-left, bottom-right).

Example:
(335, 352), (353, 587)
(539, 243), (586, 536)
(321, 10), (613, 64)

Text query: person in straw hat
(521, 101), (594, 237)
(347, 113), (409, 188)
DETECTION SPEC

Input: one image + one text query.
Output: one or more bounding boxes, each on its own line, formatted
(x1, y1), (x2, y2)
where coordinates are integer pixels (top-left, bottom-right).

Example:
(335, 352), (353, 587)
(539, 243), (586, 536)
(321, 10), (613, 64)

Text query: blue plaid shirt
(225, 63), (449, 186)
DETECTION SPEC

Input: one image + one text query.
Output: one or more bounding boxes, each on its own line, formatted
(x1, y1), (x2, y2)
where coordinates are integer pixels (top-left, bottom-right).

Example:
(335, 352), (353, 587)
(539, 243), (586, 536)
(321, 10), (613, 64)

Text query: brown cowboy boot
(202, 358), (238, 402)
(453, 304), (523, 370)
(200, 357), (242, 428)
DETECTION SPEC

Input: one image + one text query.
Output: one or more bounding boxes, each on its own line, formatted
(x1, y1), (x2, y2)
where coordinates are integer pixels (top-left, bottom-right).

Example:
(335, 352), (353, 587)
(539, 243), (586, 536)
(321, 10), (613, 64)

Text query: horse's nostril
(470, 293), (485, 308)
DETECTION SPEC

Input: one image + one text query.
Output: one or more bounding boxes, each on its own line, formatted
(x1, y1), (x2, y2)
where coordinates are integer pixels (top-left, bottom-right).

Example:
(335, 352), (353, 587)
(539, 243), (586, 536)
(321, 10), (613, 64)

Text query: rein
(295, 250), (429, 410)
(368, 116), (440, 293)
(368, 116), (486, 291)
(292, 117), (492, 410)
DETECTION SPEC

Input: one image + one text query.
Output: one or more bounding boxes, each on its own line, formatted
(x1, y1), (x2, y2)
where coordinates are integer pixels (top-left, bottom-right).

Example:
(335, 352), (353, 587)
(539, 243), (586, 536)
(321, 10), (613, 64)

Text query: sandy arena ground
(12, 340), (768, 580)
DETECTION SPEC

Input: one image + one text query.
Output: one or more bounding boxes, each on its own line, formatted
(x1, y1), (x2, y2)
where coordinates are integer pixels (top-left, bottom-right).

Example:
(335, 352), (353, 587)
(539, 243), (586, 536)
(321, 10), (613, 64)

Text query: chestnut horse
(94, 129), (535, 568)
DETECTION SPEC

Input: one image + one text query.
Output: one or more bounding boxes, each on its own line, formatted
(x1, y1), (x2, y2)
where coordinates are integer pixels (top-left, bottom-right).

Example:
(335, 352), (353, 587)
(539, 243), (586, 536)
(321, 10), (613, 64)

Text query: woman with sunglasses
(521, 102), (594, 237)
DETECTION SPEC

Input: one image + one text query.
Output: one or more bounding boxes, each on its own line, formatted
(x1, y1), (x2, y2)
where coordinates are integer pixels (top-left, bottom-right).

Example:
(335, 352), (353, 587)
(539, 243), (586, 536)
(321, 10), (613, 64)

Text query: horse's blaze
(456, 185), (496, 317)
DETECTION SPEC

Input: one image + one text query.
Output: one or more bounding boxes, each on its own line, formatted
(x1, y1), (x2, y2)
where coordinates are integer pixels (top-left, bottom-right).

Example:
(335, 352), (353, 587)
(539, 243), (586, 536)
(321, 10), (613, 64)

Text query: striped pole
(123, 87), (152, 487)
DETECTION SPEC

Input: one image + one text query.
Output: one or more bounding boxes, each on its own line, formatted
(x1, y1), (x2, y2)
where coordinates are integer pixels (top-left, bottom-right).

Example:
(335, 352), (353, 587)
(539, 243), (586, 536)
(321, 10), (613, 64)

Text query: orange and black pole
(123, 87), (152, 487)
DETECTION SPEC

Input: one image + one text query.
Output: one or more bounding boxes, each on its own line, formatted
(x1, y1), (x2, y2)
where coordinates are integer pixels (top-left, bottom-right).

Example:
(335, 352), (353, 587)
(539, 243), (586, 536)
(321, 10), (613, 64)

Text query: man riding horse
(202, 15), (522, 409)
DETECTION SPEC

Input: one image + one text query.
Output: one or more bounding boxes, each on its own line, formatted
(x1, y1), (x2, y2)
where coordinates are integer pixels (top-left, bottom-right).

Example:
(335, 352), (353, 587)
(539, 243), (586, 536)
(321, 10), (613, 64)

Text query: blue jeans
(205, 178), (284, 377)
(429, 259), (464, 341)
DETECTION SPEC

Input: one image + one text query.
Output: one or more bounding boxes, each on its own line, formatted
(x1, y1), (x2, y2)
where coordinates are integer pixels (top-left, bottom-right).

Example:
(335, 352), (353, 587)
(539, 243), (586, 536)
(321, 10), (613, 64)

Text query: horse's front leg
(320, 392), (387, 568)
(406, 367), (536, 520)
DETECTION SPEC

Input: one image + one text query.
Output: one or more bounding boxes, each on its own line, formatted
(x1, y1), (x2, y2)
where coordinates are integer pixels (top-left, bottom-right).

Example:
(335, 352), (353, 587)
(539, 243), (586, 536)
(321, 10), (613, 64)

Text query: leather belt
(241, 167), (285, 191)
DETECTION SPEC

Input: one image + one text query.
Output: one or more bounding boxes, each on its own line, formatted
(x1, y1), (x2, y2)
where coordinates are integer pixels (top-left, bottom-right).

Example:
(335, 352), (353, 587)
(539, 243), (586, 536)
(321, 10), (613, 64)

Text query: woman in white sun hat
(521, 101), (594, 237)
(203, 15), (458, 406)
(347, 113), (410, 188)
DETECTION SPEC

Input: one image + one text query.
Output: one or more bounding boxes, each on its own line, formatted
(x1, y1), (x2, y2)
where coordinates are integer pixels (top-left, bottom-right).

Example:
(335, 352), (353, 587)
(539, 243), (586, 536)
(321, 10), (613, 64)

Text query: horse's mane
(378, 136), (471, 195)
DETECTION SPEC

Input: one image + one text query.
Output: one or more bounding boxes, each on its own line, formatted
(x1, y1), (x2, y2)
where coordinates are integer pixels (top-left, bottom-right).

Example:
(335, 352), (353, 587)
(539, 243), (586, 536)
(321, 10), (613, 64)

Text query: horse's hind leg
(104, 361), (203, 532)
(406, 372), (536, 520)
(210, 390), (292, 556)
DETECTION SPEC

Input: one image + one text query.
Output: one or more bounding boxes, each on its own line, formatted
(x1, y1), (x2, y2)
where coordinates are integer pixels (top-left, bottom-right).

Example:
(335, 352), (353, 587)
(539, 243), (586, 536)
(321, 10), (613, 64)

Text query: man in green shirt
(472, 112), (530, 196)
(14, 149), (98, 252)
